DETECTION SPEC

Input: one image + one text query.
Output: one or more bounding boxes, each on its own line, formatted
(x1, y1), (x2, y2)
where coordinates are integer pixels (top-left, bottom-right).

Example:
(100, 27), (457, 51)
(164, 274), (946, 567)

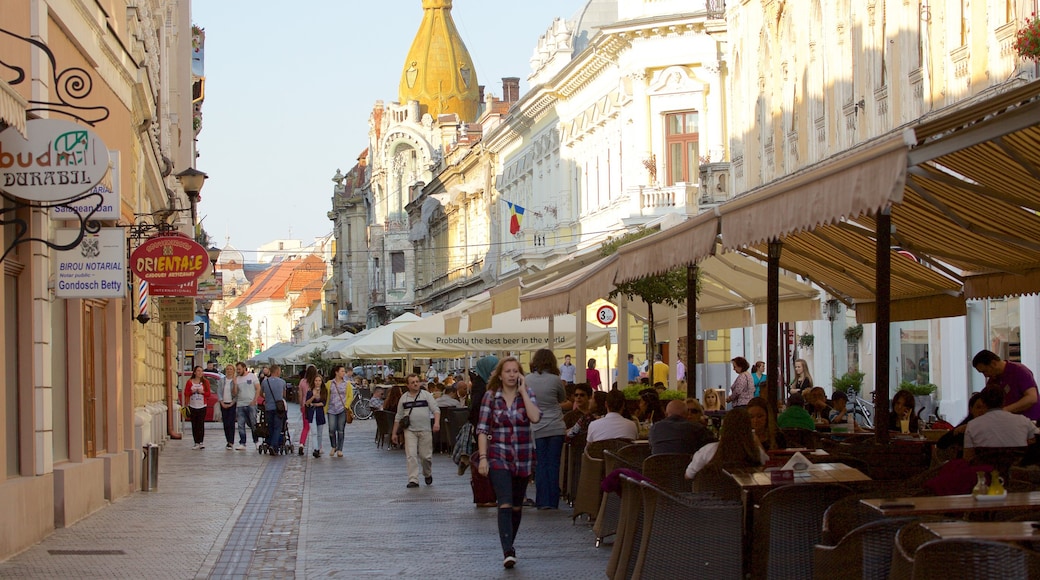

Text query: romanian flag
(505, 201), (525, 235)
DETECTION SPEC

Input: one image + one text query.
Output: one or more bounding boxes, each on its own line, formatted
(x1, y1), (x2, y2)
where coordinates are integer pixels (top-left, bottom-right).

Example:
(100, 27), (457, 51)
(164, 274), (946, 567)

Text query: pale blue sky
(191, 0), (586, 256)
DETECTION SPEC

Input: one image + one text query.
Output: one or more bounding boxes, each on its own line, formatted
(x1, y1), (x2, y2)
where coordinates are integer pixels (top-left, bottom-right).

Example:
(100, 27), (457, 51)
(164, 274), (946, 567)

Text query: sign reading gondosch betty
(130, 232), (209, 284)
(0, 119), (110, 201)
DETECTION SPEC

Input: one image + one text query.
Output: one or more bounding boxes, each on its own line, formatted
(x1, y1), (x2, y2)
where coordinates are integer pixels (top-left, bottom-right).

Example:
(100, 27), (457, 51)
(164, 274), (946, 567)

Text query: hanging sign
(0, 119), (110, 201)
(54, 228), (126, 298)
(50, 151), (120, 220)
(130, 231), (209, 284)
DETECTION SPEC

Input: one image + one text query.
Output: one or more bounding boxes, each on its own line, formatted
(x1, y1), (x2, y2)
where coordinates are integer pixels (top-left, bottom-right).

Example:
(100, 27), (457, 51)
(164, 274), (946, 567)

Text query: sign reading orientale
(54, 228), (126, 298)
(130, 232), (210, 284)
(0, 119), (110, 201)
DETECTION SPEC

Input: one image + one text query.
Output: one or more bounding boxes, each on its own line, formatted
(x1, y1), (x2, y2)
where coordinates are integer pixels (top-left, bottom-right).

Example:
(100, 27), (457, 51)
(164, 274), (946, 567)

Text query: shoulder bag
(264, 379), (286, 414)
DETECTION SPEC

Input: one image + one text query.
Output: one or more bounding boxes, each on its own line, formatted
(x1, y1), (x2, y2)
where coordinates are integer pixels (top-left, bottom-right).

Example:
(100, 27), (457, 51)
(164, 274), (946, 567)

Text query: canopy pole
(617, 294), (630, 386)
(767, 241), (782, 412)
(576, 308), (587, 387)
(875, 208), (892, 444)
(686, 265), (698, 399)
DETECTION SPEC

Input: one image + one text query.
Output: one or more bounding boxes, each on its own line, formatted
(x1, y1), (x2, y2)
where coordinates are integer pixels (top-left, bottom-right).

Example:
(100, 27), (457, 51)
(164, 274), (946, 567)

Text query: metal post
(875, 208), (892, 444)
(767, 241), (782, 412)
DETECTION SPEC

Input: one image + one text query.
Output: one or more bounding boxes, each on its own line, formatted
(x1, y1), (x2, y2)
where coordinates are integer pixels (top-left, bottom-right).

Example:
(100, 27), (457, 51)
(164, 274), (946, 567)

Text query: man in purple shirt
(973, 350), (1040, 421)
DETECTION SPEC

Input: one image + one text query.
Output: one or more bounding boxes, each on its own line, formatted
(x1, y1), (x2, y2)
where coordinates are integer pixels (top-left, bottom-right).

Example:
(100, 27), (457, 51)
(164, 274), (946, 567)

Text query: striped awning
(0, 78), (28, 137)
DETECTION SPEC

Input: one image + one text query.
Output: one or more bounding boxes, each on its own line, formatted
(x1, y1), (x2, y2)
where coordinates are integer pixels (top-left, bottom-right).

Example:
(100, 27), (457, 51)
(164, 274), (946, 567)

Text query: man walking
(233, 362), (260, 450)
(652, 353), (669, 389)
(262, 365), (288, 453)
(627, 354), (640, 384)
(391, 373), (441, 488)
(560, 354), (576, 386)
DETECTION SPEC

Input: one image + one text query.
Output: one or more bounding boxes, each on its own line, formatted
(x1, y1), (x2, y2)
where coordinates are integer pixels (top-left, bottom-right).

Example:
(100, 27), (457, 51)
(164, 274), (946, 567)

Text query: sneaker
(522, 498), (535, 507)
(199, 444), (205, 449)
(425, 475), (433, 486)
(503, 550), (517, 569)
(336, 450), (343, 458)
(191, 444), (201, 450)
(406, 482), (419, 488)
(298, 446), (304, 456)
(234, 444), (245, 451)
(226, 443), (233, 450)
(313, 449), (321, 458)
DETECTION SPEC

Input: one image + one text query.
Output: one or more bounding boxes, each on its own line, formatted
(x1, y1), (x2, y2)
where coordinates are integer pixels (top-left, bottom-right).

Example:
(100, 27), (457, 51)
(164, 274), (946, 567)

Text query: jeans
(534, 435), (564, 508)
(236, 405), (256, 445)
(488, 468), (527, 555)
(267, 408), (284, 449)
(189, 407), (206, 444)
(220, 404), (237, 445)
(328, 411), (346, 452)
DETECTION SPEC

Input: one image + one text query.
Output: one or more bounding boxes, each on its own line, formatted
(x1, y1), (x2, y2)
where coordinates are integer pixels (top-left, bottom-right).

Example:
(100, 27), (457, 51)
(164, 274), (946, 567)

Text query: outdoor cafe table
(919, 521), (1040, 542)
(725, 461), (872, 491)
(861, 491), (1040, 517)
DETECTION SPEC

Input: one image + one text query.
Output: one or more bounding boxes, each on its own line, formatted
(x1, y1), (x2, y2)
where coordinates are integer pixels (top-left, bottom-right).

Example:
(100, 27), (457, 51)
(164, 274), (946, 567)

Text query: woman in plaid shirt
(476, 357), (542, 569)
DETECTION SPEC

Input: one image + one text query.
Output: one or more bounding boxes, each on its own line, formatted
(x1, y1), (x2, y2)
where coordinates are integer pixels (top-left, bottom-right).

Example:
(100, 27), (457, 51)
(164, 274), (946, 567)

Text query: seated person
(828, 391), (849, 424)
(586, 390), (638, 443)
(685, 398), (708, 425)
(963, 384), (1038, 461)
(368, 387), (385, 411)
(776, 392), (816, 430)
(685, 407), (768, 480)
(703, 388), (723, 412)
(563, 384), (593, 428)
(888, 389), (921, 433)
(747, 396), (787, 450)
(436, 385), (463, 408)
(566, 390), (605, 443)
(936, 392), (985, 456)
(649, 400), (716, 455)
(807, 386), (833, 426)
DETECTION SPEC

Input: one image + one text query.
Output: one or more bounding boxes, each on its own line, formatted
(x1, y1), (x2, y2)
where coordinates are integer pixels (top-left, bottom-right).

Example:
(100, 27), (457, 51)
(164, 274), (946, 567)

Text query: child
(369, 387), (385, 411)
(829, 391), (849, 423)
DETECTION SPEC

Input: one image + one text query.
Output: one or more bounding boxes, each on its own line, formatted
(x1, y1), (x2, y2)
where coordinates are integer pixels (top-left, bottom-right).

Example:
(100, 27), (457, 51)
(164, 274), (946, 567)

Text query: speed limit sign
(596, 305), (617, 326)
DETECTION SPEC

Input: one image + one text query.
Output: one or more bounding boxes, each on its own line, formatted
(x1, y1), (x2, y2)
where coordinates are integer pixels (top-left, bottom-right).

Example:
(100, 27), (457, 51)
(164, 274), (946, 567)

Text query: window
(390, 251), (405, 289)
(665, 112), (700, 185)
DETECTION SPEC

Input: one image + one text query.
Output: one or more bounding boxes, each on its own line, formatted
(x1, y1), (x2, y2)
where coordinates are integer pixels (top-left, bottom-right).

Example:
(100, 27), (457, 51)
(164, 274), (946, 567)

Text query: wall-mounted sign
(130, 232), (209, 284)
(150, 279), (198, 297)
(155, 297), (195, 322)
(50, 150), (120, 220)
(195, 270), (223, 300)
(337, 309), (349, 321)
(54, 228), (126, 298)
(0, 119), (110, 201)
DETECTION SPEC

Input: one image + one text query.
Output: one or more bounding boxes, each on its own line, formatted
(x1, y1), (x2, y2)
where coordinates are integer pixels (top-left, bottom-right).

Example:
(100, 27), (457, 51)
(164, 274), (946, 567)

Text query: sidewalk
(0, 405), (609, 579)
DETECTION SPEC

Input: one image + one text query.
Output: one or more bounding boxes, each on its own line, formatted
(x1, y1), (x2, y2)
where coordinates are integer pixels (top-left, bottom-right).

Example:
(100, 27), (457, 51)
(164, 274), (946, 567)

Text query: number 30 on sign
(596, 305), (617, 326)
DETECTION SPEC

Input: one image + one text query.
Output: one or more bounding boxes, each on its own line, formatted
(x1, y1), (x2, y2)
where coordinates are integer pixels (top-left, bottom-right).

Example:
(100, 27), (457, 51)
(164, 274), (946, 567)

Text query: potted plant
(799, 333), (814, 349)
(1015, 12), (1040, 62)
(899, 380), (938, 422)
(844, 324), (863, 343)
(832, 370), (865, 394)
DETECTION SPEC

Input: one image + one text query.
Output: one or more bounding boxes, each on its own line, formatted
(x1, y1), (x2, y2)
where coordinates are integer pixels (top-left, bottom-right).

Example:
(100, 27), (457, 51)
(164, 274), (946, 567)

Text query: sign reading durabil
(130, 232), (209, 284)
(0, 119), (110, 202)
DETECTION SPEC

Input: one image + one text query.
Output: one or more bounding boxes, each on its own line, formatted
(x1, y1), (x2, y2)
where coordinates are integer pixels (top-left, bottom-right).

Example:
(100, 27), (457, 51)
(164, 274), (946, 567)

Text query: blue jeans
(488, 468), (527, 555)
(328, 411), (346, 452)
(267, 408), (284, 449)
(236, 405), (256, 445)
(220, 404), (237, 445)
(534, 435), (564, 509)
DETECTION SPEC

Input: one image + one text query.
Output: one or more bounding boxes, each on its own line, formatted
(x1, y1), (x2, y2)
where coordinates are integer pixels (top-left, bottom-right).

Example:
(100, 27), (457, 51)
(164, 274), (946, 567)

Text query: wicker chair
(814, 517), (916, 580)
(781, 427), (820, 449)
(751, 483), (851, 580)
(373, 409), (394, 448)
(910, 538), (1036, 580)
(690, 463), (742, 501)
(594, 444), (651, 545)
(971, 446), (1027, 483)
(606, 473), (649, 580)
(572, 438), (631, 522)
(642, 453), (694, 493)
(820, 495), (887, 546)
(564, 432), (586, 505)
(889, 518), (943, 580)
(631, 479), (743, 580)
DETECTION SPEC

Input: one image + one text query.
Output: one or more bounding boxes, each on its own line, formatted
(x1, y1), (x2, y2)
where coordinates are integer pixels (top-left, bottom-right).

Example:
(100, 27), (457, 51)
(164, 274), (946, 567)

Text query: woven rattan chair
(594, 445), (650, 545)
(752, 483), (851, 580)
(889, 518), (943, 580)
(373, 409), (393, 448)
(814, 517), (915, 580)
(605, 473), (648, 580)
(690, 463), (742, 501)
(564, 432), (586, 505)
(641, 453), (694, 493)
(572, 438), (630, 522)
(631, 479), (743, 580)
(820, 495), (886, 546)
(781, 427), (820, 449)
(910, 538), (1034, 580)
(971, 446), (1027, 483)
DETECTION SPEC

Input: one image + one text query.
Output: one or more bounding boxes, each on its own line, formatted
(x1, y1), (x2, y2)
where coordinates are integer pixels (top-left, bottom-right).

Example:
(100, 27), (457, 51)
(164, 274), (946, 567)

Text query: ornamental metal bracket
(0, 26), (110, 125)
(0, 190), (103, 262)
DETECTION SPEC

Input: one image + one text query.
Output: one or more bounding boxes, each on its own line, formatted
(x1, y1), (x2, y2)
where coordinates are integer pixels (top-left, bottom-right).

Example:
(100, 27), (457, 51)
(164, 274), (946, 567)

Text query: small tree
(303, 345), (333, 376)
(601, 228), (696, 361)
(211, 311), (253, 366)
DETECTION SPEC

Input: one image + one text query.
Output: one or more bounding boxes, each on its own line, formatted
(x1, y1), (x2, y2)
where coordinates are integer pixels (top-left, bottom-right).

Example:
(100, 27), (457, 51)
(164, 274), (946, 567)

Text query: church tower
(399, 0), (480, 123)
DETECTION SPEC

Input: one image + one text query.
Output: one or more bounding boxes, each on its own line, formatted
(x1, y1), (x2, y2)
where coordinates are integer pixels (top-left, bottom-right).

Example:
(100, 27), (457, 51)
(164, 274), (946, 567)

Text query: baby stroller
(255, 406), (295, 455)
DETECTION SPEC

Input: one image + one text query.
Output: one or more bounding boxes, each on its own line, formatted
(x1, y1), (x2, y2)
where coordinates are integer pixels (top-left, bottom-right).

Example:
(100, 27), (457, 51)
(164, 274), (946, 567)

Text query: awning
(0, 79), (27, 137)
(519, 254), (619, 320)
(613, 211), (718, 283)
(718, 131), (914, 249)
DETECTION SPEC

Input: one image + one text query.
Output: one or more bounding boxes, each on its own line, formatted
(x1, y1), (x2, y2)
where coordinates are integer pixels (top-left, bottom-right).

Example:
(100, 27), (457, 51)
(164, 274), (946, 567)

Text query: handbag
(347, 408), (355, 424)
(264, 378), (287, 414)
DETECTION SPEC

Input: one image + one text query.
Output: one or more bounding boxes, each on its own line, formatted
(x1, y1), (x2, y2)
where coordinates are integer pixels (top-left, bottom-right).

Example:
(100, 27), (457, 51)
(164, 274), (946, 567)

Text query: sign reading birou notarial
(54, 228), (126, 298)
(0, 119), (110, 202)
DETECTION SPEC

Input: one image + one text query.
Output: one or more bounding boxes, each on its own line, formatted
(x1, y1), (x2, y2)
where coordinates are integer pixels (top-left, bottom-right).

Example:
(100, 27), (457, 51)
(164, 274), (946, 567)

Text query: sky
(191, 0), (587, 258)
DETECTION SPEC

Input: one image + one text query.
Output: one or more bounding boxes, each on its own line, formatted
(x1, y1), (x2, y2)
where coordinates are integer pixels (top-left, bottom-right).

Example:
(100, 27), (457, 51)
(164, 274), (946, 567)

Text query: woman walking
(476, 357), (541, 568)
(184, 366), (211, 450)
(586, 358), (602, 391)
(326, 364), (353, 458)
(297, 365), (316, 455)
(219, 364), (237, 449)
(726, 357), (755, 408)
(526, 348), (567, 510)
(303, 367), (328, 457)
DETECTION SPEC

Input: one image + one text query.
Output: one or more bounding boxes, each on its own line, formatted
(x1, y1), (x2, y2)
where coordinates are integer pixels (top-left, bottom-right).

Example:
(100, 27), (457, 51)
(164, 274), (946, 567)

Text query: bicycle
(846, 388), (874, 429)
(350, 386), (374, 420)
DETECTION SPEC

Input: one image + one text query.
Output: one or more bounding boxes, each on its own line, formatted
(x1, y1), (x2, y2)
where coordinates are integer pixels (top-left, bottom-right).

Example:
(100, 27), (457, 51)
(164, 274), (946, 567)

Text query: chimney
(502, 77), (520, 104)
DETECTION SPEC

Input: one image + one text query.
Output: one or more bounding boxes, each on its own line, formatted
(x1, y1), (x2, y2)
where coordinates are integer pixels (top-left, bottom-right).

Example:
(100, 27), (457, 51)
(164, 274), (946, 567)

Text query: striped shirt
(476, 388), (539, 477)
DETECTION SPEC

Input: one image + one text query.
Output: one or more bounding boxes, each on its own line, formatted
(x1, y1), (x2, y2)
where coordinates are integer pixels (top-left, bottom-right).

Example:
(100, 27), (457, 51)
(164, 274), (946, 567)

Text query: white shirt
(965, 409), (1038, 448)
(234, 373), (260, 406)
(684, 442), (769, 480)
(586, 412), (638, 443)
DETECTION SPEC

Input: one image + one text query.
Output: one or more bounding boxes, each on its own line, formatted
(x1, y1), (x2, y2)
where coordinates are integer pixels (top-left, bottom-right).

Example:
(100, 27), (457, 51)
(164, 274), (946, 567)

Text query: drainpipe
(165, 322), (182, 439)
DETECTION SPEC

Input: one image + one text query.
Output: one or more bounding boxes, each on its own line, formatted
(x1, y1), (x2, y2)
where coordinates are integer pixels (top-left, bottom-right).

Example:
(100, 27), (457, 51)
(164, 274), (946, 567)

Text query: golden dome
(399, 0), (480, 122)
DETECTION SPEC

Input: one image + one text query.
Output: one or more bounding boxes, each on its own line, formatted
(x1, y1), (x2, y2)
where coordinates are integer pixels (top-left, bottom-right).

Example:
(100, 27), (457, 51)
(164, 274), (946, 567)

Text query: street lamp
(174, 167), (208, 241)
